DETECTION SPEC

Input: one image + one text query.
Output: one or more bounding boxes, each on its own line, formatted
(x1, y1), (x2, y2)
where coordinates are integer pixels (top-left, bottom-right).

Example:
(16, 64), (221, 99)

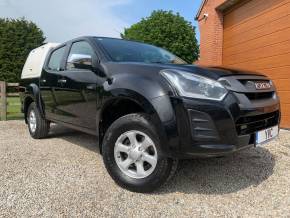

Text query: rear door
(54, 40), (102, 130)
(40, 45), (67, 121)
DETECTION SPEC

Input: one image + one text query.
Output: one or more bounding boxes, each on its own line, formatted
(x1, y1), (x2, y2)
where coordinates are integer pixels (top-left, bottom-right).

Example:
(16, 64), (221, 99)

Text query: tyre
(102, 113), (178, 193)
(27, 102), (50, 139)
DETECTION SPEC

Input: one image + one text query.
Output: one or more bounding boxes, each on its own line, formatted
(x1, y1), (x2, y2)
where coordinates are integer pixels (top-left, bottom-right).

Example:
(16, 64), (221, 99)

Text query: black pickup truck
(20, 36), (280, 192)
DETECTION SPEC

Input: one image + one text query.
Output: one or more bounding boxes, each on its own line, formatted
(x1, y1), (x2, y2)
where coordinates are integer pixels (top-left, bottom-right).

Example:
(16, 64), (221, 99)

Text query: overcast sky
(0, 0), (201, 43)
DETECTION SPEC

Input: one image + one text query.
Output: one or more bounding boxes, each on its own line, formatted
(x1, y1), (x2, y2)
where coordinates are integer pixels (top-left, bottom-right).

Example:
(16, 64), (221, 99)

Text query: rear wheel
(27, 102), (50, 139)
(102, 113), (178, 193)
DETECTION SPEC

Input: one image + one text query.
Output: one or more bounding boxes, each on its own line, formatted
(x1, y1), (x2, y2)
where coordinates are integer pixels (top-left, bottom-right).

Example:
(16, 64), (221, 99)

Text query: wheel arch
(23, 95), (34, 123)
(98, 90), (170, 155)
(23, 83), (45, 123)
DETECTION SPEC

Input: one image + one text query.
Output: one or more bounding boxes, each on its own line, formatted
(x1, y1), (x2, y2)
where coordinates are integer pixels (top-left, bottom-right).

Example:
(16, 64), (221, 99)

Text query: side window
(47, 46), (66, 71)
(66, 41), (95, 70)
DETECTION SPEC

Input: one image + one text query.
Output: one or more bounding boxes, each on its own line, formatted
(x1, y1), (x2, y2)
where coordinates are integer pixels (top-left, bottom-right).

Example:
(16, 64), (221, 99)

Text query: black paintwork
(20, 36), (280, 158)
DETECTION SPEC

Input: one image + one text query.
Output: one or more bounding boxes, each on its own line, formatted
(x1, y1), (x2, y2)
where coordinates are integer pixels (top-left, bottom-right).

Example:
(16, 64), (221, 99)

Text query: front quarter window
(66, 41), (95, 70)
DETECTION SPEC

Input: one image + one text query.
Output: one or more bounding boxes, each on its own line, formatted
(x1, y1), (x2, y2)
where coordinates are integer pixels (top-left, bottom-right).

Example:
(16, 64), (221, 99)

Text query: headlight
(161, 70), (228, 101)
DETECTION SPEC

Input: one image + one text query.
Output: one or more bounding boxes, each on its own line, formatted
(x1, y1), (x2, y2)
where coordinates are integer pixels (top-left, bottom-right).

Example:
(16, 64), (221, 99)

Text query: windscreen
(96, 38), (187, 65)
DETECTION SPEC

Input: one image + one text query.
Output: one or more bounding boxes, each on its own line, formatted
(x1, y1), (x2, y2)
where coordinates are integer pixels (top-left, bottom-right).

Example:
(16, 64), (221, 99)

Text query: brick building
(196, 0), (290, 128)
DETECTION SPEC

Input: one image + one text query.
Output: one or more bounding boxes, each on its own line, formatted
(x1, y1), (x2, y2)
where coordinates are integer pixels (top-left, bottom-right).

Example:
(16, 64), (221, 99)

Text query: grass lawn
(7, 97), (23, 120)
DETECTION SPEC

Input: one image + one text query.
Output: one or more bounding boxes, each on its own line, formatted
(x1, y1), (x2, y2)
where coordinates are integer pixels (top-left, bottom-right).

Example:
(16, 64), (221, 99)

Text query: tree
(121, 10), (199, 63)
(0, 18), (45, 82)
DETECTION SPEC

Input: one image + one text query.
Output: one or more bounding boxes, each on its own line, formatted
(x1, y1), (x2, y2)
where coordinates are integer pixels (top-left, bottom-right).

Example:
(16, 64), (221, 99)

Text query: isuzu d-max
(20, 36), (280, 192)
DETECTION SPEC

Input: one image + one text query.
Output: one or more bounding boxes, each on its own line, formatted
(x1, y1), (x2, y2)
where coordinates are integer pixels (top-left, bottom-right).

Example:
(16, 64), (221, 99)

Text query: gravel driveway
(0, 121), (289, 217)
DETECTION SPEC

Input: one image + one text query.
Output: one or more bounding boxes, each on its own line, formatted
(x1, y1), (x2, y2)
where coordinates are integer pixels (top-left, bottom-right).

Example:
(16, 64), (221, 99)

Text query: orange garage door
(222, 0), (290, 128)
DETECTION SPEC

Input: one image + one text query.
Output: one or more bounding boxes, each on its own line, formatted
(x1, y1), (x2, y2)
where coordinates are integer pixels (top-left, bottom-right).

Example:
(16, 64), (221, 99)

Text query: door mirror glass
(67, 53), (93, 70)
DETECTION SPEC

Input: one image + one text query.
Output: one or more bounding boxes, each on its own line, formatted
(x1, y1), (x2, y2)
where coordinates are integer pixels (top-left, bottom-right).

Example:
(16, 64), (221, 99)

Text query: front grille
(236, 111), (279, 135)
(245, 92), (274, 100)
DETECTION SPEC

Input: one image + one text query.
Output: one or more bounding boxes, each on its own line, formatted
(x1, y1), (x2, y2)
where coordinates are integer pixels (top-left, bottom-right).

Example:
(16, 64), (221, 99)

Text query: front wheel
(102, 113), (178, 193)
(27, 102), (50, 139)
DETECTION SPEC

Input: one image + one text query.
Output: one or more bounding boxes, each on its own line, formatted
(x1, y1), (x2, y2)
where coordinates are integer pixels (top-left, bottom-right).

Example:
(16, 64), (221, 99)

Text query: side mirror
(67, 54), (93, 70)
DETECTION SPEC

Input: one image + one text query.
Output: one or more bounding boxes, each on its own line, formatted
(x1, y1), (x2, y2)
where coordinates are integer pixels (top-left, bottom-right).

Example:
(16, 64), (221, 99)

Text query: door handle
(57, 79), (67, 84)
(86, 84), (96, 90)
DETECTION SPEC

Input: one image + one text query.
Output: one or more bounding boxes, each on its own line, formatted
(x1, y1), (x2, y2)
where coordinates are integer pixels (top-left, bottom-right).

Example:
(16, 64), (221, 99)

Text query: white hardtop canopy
(21, 43), (60, 79)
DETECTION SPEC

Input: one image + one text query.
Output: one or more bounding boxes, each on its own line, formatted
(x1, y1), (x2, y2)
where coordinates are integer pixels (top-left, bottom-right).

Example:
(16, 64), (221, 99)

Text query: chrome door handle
(57, 79), (67, 83)
(86, 84), (96, 90)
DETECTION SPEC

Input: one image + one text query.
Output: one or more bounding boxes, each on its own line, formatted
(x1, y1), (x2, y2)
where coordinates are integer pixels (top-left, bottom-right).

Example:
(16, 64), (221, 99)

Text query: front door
(54, 40), (103, 130)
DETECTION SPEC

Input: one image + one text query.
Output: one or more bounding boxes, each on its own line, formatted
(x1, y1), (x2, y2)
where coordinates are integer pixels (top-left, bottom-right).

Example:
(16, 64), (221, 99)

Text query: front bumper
(170, 91), (280, 158)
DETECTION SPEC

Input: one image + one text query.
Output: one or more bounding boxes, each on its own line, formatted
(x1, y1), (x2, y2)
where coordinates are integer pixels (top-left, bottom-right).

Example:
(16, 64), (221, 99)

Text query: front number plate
(255, 125), (279, 145)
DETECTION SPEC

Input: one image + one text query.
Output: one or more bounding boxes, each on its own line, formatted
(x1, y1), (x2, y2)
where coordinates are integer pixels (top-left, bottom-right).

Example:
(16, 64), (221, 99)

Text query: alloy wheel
(29, 110), (37, 133)
(114, 130), (158, 179)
